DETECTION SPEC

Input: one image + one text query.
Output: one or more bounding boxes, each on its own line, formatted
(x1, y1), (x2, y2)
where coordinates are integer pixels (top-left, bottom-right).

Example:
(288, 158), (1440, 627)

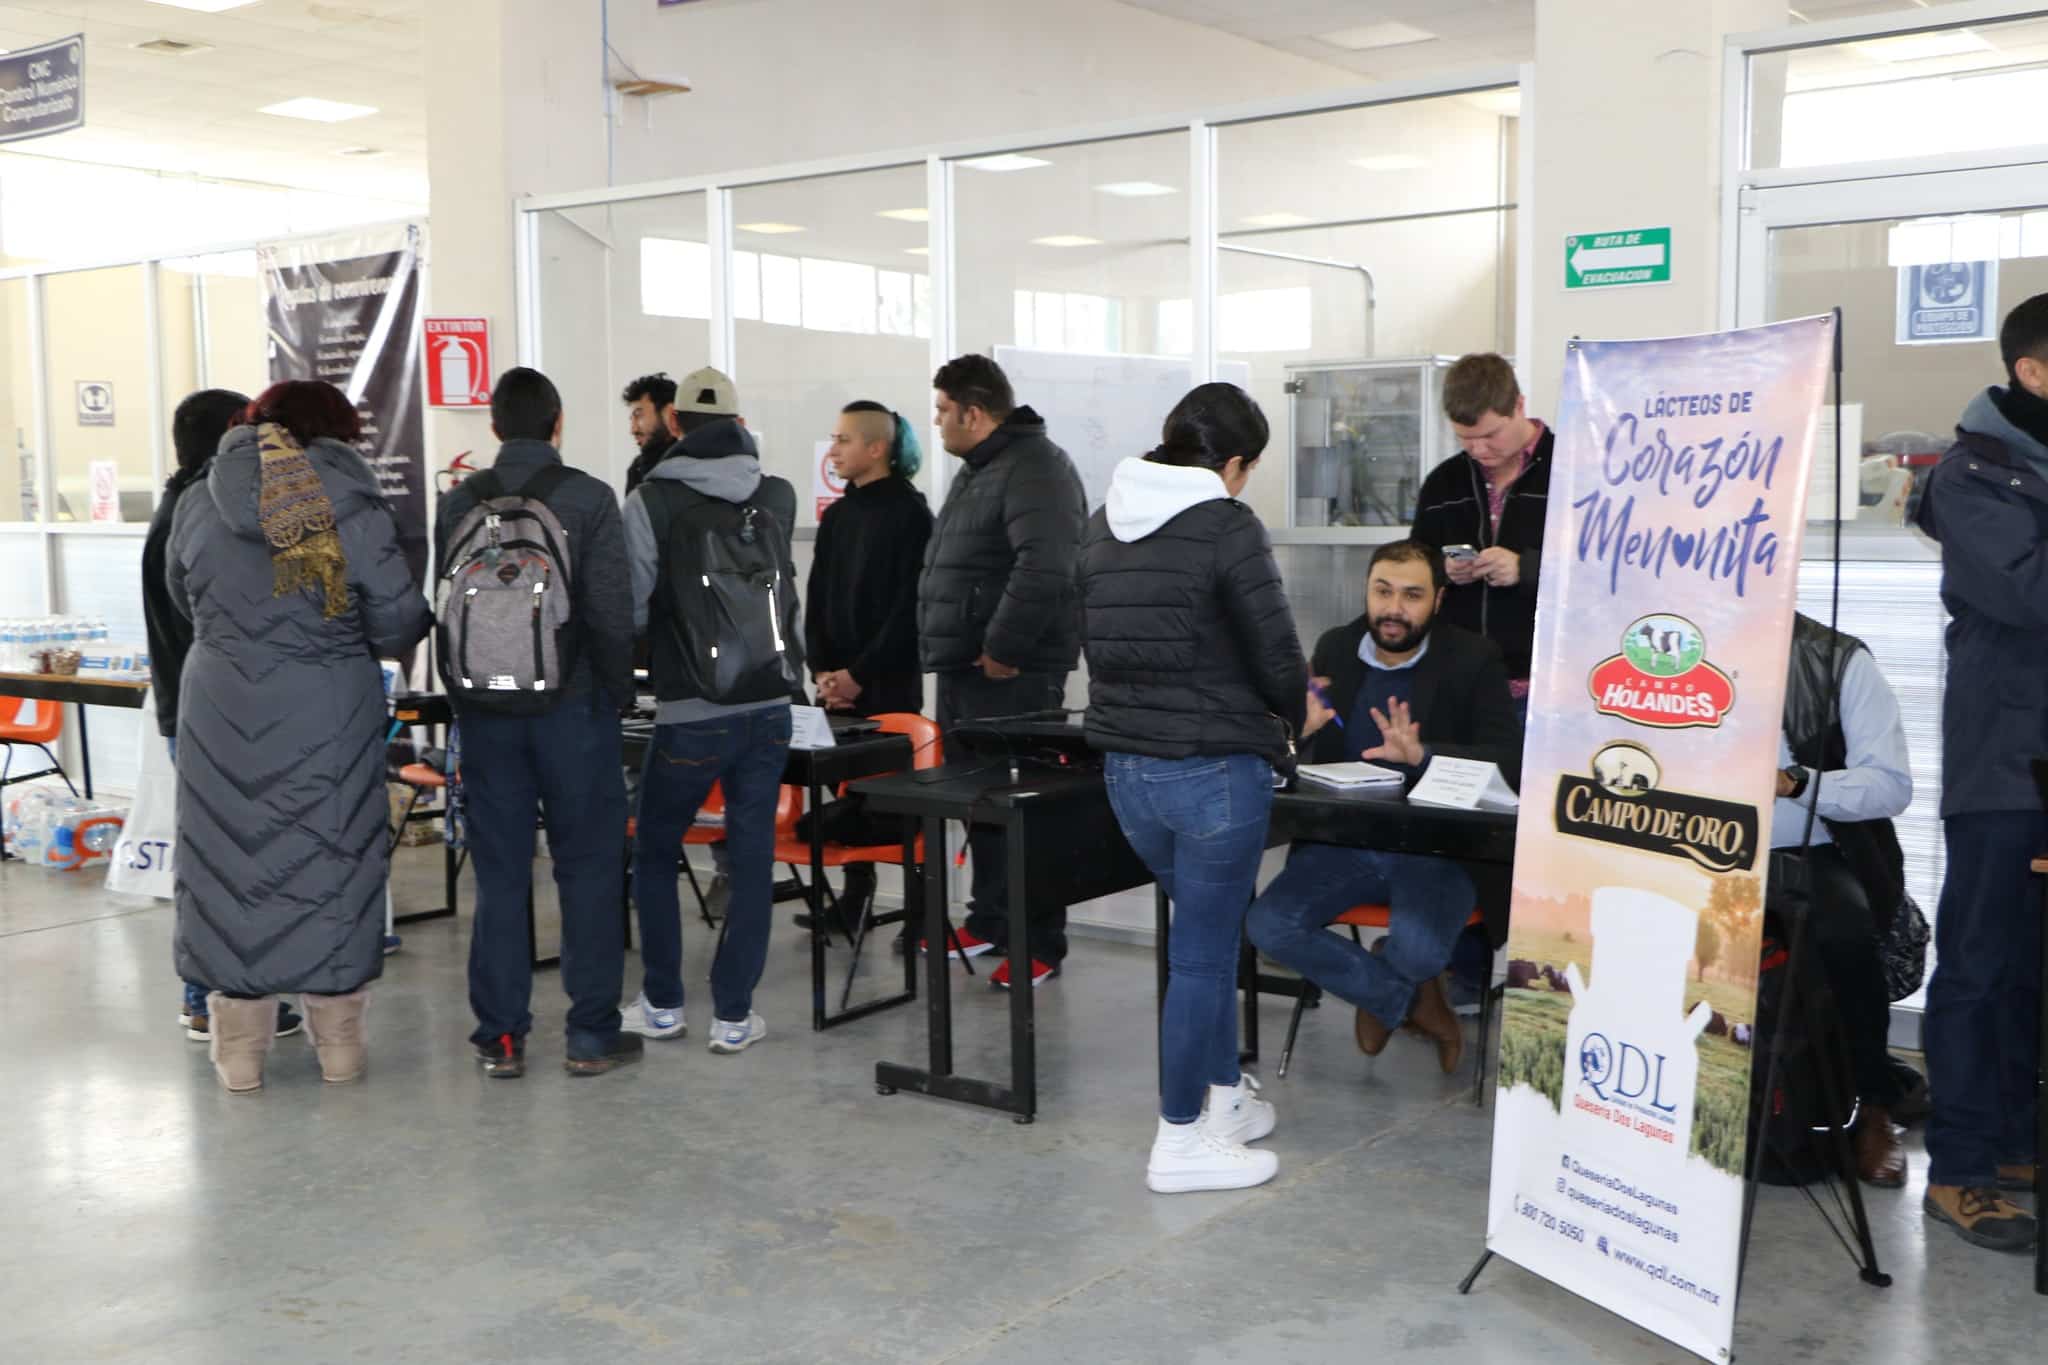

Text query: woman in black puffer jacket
(1079, 383), (1307, 1195)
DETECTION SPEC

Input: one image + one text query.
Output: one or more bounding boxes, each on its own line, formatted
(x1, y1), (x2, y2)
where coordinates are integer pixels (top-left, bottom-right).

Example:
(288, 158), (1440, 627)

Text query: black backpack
(643, 479), (802, 705)
(435, 465), (578, 714)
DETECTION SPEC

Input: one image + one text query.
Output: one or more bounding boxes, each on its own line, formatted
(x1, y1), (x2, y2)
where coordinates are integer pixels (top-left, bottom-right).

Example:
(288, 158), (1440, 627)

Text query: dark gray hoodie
(621, 420), (798, 724)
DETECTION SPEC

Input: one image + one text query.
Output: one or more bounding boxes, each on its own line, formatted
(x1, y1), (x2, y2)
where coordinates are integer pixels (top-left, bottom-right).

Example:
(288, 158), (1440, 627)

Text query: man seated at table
(1246, 540), (1522, 1074)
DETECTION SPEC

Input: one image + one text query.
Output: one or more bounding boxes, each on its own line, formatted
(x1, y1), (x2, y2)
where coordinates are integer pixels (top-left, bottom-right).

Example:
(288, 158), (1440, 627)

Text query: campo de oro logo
(1554, 741), (1759, 874)
(1587, 614), (1735, 730)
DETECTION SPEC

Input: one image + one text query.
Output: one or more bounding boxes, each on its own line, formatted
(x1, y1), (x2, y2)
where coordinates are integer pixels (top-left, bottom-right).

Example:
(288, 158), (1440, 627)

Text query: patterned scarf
(256, 422), (351, 619)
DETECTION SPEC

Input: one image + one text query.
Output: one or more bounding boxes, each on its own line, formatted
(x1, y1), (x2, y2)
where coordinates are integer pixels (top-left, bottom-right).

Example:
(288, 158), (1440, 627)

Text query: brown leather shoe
(1405, 976), (1464, 1075)
(1925, 1184), (2039, 1252)
(1853, 1104), (1906, 1188)
(1354, 1005), (1393, 1056)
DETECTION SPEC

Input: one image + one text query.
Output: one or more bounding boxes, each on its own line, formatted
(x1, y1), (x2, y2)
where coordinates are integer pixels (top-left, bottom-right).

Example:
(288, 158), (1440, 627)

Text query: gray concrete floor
(0, 844), (2038, 1364)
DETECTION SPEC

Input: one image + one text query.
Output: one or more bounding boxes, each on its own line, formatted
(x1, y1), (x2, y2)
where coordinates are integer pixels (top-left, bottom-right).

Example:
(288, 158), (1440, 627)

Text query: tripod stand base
(1458, 1248), (1494, 1295)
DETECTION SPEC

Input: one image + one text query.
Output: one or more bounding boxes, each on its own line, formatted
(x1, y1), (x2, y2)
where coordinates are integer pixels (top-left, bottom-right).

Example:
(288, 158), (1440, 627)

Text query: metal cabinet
(1285, 356), (1460, 528)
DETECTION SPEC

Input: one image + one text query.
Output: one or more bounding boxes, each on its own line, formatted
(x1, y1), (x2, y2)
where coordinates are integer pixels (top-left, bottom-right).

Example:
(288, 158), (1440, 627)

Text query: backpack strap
(514, 462), (576, 507)
(638, 477), (710, 552)
(464, 468), (505, 504)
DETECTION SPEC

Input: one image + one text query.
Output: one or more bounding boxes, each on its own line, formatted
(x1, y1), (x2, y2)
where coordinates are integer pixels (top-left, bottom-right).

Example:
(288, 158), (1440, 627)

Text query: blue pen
(1309, 680), (1344, 729)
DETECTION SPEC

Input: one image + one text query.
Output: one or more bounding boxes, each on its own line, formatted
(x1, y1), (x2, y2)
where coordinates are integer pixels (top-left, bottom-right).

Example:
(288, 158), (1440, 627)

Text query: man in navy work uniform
(1246, 540), (1521, 1076)
(436, 366), (641, 1080)
(1913, 293), (2048, 1255)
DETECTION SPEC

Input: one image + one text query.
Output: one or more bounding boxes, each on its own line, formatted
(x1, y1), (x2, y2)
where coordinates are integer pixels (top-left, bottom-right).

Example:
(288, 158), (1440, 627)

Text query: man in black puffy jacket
(918, 354), (1086, 987)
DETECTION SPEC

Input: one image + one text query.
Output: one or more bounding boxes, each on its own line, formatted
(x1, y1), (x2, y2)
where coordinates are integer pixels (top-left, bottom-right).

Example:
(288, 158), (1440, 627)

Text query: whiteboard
(993, 347), (1254, 510)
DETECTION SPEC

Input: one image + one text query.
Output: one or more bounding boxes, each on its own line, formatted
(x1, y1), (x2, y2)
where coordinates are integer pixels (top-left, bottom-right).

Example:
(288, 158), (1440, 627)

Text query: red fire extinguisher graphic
(435, 334), (487, 405)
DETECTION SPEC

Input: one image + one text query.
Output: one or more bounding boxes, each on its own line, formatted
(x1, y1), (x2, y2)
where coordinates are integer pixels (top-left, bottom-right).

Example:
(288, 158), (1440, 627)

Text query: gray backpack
(435, 465), (577, 714)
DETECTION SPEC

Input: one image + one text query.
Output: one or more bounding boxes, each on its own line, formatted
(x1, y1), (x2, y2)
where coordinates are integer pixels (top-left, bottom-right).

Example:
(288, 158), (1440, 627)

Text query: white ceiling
(1117, 0), (1984, 79)
(0, 0), (425, 207)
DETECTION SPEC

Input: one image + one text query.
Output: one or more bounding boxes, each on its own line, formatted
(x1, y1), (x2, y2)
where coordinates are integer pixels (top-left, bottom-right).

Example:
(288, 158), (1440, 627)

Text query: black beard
(1370, 614), (1433, 654)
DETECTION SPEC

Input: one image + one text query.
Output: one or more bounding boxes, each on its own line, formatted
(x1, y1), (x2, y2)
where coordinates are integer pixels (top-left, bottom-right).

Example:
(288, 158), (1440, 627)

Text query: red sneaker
(920, 927), (996, 961)
(989, 958), (1059, 990)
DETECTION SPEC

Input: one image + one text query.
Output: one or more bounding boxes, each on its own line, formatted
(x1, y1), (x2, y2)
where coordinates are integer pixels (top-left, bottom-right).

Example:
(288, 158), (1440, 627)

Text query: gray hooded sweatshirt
(621, 421), (799, 724)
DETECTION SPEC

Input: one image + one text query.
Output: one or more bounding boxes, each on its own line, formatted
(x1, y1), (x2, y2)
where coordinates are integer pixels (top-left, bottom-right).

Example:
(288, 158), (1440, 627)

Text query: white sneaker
(707, 1011), (766, 1054)
(622, 993), (686, 1040)
(1146, 1117), (1278, 1194)
(1202, 1074), (1276, 1146)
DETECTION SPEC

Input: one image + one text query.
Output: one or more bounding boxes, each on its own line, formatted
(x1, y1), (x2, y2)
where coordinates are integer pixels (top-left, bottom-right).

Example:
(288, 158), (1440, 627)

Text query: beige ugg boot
(302, 989), (368, 1083)
(207, 993), (277, 1094)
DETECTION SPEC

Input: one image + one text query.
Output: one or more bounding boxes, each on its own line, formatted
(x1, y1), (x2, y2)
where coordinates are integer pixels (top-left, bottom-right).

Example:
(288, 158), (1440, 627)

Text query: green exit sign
(1565, 227), (1672, 289)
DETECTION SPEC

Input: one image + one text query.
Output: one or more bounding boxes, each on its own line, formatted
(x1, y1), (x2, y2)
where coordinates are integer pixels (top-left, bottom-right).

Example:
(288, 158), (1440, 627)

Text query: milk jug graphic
(436, 335), (484, 404)
(1562, 887), (1715, 1172)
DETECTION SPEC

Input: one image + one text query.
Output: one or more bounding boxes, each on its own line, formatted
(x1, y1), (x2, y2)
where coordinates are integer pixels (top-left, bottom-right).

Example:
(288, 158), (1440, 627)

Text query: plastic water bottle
(0, 620), (17, 671)
(87, 617), (108, 644)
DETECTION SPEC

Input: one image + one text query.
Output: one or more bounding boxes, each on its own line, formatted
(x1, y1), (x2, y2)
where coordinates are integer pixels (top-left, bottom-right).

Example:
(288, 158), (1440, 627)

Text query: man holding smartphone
(1411, 353), (1553, 715)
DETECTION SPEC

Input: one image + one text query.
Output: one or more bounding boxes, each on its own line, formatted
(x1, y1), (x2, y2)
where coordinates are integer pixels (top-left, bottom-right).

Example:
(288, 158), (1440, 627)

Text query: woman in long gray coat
(168, 380), (430, 1093)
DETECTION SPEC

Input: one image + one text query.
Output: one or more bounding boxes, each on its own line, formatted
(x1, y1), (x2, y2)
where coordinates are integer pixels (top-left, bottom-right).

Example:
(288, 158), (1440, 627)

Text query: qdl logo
(1579, 1030), (1680, 1116)
(1586, 613), (1735, 730)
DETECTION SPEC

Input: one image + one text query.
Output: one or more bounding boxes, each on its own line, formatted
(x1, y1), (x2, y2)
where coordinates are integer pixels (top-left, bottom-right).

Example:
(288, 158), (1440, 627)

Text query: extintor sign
(425, 318), (492, 408)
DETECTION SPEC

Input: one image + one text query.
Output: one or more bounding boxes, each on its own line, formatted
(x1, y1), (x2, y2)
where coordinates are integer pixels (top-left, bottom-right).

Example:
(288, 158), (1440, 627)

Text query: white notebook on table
(1295, 761), (1407, 790)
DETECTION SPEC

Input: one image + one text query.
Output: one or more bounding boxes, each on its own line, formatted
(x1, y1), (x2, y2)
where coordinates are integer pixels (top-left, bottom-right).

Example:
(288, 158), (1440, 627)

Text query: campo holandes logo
(1587, 614), (1735, 730)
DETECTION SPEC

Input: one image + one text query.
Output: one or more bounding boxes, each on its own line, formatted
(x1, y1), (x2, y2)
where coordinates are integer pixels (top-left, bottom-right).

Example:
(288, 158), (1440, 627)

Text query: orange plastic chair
(772, 713), (945, 1005)
(1275, 902), (1498, 1106)
(0, 694), (75, 801)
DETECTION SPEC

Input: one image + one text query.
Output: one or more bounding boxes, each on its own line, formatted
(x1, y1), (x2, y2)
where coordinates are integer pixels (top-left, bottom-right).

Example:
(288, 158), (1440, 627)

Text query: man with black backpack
(622, 366), (802, 1055)
(435, 366), (641, 1080)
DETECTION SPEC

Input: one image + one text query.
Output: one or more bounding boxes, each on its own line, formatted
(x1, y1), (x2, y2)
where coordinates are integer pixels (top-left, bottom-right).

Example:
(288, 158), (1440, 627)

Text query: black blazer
(1303, 617), (1524, 946)
(1305, 618), (1523, 788)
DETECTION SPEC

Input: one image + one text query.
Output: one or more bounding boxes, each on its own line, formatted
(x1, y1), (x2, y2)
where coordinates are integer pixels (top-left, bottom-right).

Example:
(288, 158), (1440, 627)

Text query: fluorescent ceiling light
(145, 0), (262, 11)
(1852, 30), (1993, 63)
(877, 207), (928, 222)
(903, 247), (930, 256)
(259, 97), (379, 123)
(334, 145), (387, 158)
(959, 153), (1052, 173)
(1031, 235), (1101, 248)
(1096, 181), (1177, 197)
(1350, 154), (1428, 172)
(1317, 21), (1436, 52)
(736, 221), (805, 234)
(1239, 212), (1313, 229)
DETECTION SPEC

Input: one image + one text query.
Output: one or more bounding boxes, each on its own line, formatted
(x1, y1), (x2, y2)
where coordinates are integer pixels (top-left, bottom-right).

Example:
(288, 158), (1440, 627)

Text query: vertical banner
(1484, 317), (1835, 1363)
(261, 226), (427, 586)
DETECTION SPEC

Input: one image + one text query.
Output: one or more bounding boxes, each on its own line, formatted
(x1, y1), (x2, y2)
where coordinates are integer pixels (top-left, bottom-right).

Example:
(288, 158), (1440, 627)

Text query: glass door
(1734, 162), (2048, 1027)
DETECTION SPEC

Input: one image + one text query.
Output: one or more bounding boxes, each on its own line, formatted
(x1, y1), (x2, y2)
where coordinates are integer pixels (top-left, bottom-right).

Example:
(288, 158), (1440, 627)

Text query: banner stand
(1461, 309), (1892, 1357)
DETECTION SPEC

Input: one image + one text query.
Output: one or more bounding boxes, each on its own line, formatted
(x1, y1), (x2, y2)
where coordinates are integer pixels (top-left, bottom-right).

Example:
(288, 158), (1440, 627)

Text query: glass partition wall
(518, 71), (1531, 543)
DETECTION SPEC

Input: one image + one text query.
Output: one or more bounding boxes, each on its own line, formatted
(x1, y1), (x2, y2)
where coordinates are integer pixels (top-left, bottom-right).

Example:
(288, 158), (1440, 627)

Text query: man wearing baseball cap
(621, 366), (802, 1056)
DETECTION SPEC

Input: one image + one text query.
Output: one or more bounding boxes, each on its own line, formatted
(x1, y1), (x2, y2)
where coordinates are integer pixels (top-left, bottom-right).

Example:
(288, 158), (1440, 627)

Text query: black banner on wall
(261, 226), (427, 586)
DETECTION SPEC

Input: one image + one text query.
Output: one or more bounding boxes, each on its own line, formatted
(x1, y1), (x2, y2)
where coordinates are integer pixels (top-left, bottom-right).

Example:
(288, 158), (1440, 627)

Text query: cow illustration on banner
(1483, 317), (1835, 1364)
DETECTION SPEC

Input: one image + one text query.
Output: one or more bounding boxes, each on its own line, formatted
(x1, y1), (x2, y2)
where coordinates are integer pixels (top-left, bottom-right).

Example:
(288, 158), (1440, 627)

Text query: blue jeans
(1246, 842), (1474, 1029)
(633, 706), (793, 1022)
(459, 694), (630, 1056)
(1105, 752), (1273, 1124)
(1924, 810), (2046, 1187)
